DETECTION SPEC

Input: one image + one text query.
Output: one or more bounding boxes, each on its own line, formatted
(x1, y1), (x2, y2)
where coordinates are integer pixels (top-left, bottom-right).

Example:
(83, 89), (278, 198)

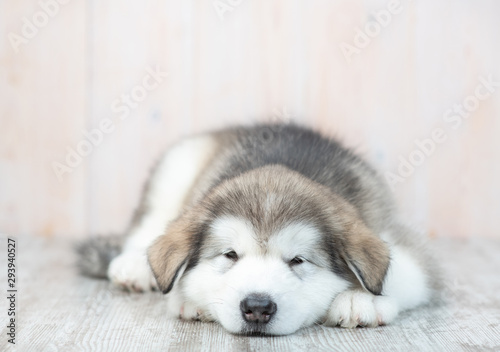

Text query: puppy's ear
(341, 223), (390, 296)
(147, 220), (194, 294)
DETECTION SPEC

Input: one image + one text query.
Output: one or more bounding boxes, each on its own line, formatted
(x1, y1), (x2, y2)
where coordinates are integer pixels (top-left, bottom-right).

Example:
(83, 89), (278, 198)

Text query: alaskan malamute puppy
(77, 124), (437, 335)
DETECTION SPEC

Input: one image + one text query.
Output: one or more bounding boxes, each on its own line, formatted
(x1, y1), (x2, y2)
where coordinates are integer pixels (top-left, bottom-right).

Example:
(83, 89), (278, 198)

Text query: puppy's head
(148, 165), (389, 335)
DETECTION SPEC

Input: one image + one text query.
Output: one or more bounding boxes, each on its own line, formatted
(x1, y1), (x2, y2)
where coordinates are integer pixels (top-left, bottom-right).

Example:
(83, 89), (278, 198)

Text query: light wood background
(1, 0), (499, 239)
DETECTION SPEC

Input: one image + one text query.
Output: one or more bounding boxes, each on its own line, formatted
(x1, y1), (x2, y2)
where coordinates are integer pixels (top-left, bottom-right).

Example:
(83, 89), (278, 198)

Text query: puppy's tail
(75, 235), (124, 278)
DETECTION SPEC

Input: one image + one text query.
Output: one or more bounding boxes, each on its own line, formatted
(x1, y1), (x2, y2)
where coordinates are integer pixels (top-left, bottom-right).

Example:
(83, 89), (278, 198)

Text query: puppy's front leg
(324, 241), (431, 328)
(324, 289), (399, 328)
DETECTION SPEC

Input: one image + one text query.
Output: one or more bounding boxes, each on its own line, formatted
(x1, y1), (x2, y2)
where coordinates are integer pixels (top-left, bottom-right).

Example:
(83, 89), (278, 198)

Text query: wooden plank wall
(1, 0), (499, 239)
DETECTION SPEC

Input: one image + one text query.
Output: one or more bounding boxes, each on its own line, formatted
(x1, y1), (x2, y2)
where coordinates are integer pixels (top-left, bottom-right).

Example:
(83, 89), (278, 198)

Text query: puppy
(77, 124), (437, 335)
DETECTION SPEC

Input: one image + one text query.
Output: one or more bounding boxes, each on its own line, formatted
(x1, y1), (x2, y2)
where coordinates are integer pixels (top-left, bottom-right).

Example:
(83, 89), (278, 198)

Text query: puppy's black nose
(240, 294), (277, 324)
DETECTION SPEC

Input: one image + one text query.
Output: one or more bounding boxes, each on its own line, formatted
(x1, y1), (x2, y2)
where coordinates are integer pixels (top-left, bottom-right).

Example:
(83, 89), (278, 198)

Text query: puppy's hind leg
(107, 135), (217, 292)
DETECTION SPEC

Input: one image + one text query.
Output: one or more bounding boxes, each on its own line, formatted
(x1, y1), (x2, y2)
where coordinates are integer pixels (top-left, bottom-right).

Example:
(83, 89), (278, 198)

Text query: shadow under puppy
(77, 124), (438, 336)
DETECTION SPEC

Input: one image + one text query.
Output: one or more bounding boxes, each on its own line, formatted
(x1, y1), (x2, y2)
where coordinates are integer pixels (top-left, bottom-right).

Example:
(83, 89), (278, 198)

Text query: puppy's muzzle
(240, 294), (277, 324)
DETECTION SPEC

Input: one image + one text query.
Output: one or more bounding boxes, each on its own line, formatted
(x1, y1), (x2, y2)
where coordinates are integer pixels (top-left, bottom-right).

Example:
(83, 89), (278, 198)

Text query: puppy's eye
(289, 256), (304, 266)
(223, 250), (238, 261)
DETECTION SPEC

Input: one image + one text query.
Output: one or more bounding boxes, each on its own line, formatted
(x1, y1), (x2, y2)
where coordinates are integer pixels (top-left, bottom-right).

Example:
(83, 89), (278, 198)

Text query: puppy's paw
(107, 251), (157, 292)
(324, 290), (398, 328)
(179, 302), (204, 321)
(165, 291), (211, 322)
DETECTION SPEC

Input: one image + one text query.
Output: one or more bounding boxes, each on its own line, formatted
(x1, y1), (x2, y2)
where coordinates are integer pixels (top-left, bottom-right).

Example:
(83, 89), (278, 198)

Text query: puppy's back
(207, 124), (395, 233)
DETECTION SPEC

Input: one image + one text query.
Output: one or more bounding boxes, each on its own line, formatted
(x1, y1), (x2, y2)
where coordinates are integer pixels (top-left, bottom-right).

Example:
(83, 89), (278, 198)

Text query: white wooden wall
(1, 0), (499, 239)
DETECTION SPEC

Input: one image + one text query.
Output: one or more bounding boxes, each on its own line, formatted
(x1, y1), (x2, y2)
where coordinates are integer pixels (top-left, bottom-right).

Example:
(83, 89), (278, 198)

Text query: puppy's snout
(240, 294), (277, 324)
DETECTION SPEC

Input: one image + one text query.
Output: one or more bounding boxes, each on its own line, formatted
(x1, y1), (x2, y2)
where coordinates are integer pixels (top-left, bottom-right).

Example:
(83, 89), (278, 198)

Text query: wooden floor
(1, 236), (499, 352)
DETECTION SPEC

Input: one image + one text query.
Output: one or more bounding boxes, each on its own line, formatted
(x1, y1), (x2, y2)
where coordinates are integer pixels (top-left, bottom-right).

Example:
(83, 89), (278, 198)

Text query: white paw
(108, 251), (157, 292)
(179, 301), (203, 321)
(324, 290), (399, 328)
(166, 293), (206, 321)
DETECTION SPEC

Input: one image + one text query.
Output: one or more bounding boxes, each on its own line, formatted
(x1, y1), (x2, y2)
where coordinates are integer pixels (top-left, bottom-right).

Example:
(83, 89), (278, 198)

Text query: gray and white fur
(77, 124), (438, 335)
